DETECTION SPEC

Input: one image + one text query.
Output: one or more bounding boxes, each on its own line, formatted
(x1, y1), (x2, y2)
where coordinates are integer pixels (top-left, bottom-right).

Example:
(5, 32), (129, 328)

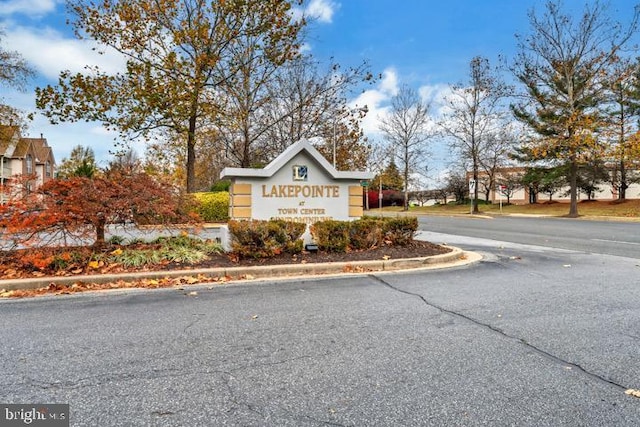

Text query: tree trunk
(403, 149), (409, 211)
(186, 115), (197, 193)
(95, 217), (106, 247)
(568, 159), (579, 217)
(472, 167), (479, 214)
(620, 159), (627, 200)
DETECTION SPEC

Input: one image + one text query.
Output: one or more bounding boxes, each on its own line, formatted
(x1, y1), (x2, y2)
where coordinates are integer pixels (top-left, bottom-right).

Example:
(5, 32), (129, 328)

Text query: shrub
(193, 192), (230, 223)
(108, 235), (125, 245)
(147, 234), (223, 262)
(159, 246), (208, 264)
(382, 216), (417, 246)
(311, 216), (417, 252)
(349, 217), (385, 250)
(228, 219), (305, 258)
(270, 219), (306, 253)
(210, 180), (231, 192)
(311, 220), (350, 252)
(109, 249), (162, 267)
(367, 189), (405, 208)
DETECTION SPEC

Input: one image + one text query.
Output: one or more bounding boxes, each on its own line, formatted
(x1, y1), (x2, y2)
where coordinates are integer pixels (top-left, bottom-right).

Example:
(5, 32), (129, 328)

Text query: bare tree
(0, 30), (33, 91)
(440, 56), (510, 214)
(479, 127), (516, 202)
(0, 30), (34, 130)
(259, 55), (374, 170)
(496, 172), (523, 204)
(379, 85), (432, 210)
(444, 170), (469, 204)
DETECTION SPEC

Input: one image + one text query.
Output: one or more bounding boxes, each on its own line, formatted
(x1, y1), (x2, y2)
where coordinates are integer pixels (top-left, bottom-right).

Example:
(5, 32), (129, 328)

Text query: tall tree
(603, 56), (640, 199)
(440, 56), (510, 214)
(379, 85), (431, 210)
(511, 0), (639, 216)
(576, 159), (609, 200)
(144, 55), (374, 190)
(259, 55), (374, 170)
(478, 127), (516, 202)
(36, 0), (303, 193)
(56, 145), (98, 178)
(0, 30), (34, 130)
(370, 160), (404, 191)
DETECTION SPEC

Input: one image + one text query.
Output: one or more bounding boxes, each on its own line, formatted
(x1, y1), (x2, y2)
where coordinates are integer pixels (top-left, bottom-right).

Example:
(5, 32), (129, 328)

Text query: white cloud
(347, 70), (456, 181)
(418, 83), (450, 115)
(307, 0), (337, 23)
(379, 69), (399, 97)
(4, 26), (125, 80)
(291, 0), (338, 24)
(0, 0), (58, 16)
(348, 68), (398, 136)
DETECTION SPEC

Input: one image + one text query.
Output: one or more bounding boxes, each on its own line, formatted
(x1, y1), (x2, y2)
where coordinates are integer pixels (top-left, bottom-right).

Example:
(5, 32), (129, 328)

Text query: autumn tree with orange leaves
(36, 0), (304, 193)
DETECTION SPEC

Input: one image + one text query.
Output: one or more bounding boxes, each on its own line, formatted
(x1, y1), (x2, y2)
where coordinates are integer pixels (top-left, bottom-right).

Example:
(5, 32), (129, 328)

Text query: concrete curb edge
(0, 246), (479, 292)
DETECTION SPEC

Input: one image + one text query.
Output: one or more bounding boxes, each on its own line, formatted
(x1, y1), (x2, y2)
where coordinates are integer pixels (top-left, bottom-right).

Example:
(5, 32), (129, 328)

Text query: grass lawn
(368, 199), (640, 220)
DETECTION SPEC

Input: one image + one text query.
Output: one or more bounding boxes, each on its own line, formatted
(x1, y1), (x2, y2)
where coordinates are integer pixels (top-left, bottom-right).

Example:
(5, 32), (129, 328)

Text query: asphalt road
(417, 215), (640, 258)
(1, 217), (639, 426)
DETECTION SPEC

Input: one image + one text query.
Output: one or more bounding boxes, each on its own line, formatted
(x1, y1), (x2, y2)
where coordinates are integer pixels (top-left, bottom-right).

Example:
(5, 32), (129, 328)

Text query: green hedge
(228, 219), (305, 258)
(192, 192), (229, 222)
(312, 216), (418, 252)
(310, 220), (350, 252)
(381, 216), (418, 246)
(348, 217), (385, 250)
(227, 216), (418, 256)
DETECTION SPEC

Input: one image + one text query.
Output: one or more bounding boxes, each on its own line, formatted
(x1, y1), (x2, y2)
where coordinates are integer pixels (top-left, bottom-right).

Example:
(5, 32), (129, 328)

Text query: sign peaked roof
(221, 139), (372, 180)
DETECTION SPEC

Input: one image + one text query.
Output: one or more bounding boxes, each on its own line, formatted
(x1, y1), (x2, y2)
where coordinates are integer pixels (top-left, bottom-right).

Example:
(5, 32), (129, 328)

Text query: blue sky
(1, 0), (640, 181)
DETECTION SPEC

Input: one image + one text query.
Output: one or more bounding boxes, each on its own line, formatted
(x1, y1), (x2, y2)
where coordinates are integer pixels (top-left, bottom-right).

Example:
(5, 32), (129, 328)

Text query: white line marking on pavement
(591, 239), (640, 246)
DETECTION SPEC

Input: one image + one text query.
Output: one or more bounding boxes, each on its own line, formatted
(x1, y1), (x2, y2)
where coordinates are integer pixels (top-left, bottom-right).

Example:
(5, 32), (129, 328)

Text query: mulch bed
(161, 239), (451, 270)
(0, 240), (451, 298)
(0, 240), (450, 280)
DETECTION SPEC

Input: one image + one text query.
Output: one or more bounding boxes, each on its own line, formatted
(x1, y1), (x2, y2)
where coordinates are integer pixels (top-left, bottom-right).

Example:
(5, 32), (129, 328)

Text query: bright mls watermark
(0, 404), (69, 426)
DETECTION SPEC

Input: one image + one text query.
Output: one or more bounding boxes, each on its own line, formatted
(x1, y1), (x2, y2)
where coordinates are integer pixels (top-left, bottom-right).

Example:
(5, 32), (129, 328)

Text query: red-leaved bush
(0, 171), (198, 248)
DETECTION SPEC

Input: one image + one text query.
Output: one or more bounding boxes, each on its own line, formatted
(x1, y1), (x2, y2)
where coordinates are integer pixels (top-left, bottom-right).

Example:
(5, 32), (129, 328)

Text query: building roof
(23, 137), (55, 164)
(0, 125), (20, 157)
(0, 126), (56, 165)
(10, 138), (31, 158)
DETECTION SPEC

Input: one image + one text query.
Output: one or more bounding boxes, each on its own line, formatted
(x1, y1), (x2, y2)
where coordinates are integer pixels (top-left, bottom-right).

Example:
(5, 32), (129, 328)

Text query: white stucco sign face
(221, 139), (373, 223)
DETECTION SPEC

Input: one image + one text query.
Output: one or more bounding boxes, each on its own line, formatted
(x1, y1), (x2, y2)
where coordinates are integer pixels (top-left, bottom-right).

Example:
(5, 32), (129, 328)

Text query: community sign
(220, 139), (373, 223)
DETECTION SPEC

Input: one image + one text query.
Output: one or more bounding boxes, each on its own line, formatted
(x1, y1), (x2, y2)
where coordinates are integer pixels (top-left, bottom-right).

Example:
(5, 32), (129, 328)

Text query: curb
(0, 246), (477, 292)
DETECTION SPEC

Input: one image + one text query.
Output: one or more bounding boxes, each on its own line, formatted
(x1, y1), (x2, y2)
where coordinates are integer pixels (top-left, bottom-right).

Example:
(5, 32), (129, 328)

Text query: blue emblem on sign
(293, 165), (308, 181)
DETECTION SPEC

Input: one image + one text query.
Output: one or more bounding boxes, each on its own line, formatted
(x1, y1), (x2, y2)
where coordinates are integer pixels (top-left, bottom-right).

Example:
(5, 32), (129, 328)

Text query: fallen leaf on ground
(625, 389), (640, 398)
